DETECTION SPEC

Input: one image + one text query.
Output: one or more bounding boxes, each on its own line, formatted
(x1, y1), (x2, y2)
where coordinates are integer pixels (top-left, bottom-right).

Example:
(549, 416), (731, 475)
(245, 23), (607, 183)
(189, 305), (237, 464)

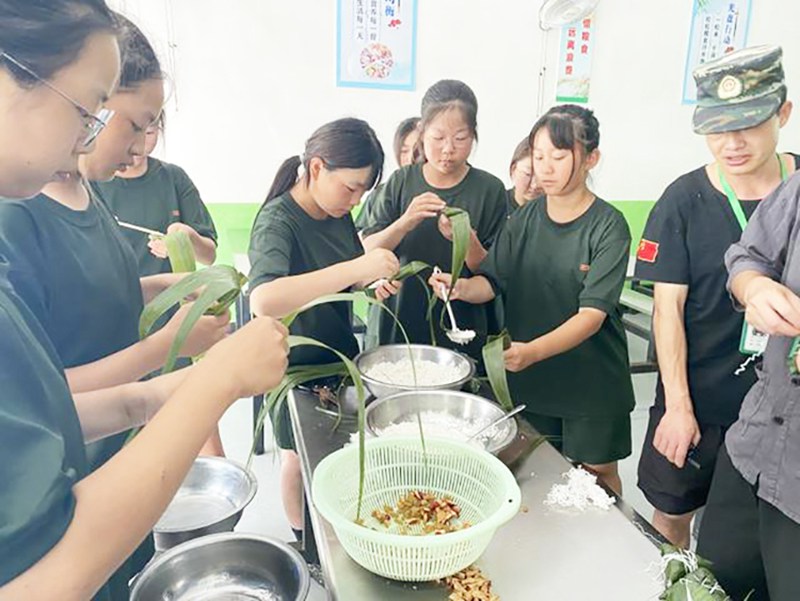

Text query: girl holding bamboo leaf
(0, 13), (230, 592)
(248, 117), (399, 538)
(0, 2), (289, 598)
(361, 79), (507, 361)
(430, 106), (635, 493)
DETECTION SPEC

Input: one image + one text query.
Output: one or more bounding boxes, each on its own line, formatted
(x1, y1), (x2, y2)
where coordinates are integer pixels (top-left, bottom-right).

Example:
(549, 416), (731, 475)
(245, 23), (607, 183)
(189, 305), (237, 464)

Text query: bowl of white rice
(365, 389), (518, 455)
(354, 344), (475, 399)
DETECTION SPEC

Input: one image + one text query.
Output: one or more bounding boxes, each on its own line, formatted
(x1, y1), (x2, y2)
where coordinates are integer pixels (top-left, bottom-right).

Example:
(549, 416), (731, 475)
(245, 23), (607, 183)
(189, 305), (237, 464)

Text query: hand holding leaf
(399, 192), (446, 232)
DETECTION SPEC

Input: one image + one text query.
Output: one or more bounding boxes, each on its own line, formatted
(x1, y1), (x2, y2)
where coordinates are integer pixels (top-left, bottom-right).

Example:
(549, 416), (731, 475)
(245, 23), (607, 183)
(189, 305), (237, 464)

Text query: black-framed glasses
(1, 51), (114, 147)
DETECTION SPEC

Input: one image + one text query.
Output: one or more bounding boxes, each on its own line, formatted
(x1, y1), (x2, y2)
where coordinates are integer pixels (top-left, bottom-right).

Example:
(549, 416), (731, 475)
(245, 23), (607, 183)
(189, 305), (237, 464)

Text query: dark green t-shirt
(505, 187), (521, 217)
(0, 267), (110, 599)
(0, 195), (149, 597)
(479, 197), (635, 418)
(361, 163), (507, 360)
(248, 192), (362, 366)
(354, 183), (385, 231)
(92, 157), (218, 277)
(0, 193), (144, 468)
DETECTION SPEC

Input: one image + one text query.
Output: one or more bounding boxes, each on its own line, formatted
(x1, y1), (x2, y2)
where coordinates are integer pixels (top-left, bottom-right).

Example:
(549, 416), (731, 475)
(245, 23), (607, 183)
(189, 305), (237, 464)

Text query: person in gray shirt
(697, 170), (800, 600)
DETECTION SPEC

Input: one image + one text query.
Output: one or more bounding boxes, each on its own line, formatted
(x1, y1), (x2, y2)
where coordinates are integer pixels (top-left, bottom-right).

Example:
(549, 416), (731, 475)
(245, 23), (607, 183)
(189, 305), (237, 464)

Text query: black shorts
(697, 446), (800, 601)
(525, 411), (632, 465)
(637, 404), (727, 515)
(270, 399), (295, 451)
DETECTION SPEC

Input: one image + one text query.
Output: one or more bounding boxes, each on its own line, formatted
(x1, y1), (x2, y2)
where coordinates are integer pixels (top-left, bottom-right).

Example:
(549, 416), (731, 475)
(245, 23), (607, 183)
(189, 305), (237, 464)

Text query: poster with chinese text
(682, 0), (752, 104)
(556, 15), (596, 104)
(337, 0), (418, 90)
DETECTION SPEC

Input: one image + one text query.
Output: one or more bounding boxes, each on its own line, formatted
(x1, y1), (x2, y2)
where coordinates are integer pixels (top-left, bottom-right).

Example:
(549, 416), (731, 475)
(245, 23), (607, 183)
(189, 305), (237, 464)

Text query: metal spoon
(433, 266), (476, 345)
(467, 404), (527, 442)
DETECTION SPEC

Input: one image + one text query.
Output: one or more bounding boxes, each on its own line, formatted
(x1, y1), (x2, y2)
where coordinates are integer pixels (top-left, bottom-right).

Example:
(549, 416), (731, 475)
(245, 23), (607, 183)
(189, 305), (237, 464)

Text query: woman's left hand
(503, 342), (537, 372)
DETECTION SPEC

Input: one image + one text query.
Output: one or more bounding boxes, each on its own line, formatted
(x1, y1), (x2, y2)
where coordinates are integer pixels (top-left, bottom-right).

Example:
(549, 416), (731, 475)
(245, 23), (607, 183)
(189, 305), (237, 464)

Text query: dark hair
(113, 12), (162, 90)
(0, 0), (115, 85)
(528, 104), (600, 188)
(509, 136), (532, 175)
(393, 116), (420, 164)
(416, 79), (479, 160)
(265, 117), (385, 202)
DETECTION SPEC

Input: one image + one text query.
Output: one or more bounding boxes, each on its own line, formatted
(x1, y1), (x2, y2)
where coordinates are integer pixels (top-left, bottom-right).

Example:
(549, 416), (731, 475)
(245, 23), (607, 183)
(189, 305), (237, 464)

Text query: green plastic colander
(311, 436), (521, 582)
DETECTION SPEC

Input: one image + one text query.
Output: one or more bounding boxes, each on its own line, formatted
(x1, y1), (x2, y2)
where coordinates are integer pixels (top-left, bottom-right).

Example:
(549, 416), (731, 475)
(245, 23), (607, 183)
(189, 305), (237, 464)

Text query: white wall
(109, 0), (800, 204)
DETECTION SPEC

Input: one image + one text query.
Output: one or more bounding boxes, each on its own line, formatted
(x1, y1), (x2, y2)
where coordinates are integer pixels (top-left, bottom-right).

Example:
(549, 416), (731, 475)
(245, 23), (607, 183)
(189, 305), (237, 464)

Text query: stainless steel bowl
(354, 344), (475, 398)
(130, 532), (310, 600)
(365, 389), (518, 455)
(154, 457), (257, 551)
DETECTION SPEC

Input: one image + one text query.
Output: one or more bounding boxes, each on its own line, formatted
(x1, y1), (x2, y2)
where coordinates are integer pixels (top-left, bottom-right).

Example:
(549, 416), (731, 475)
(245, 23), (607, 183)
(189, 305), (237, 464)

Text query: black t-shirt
(92, 158), (218, 277)
(361, 163), (508, 361)
(634, 154), (800, 426)
(248, 192), (362, 366)
(0, 193), (144, 469)
(480, 198), (635, 418)
(0, 266), (111, 599)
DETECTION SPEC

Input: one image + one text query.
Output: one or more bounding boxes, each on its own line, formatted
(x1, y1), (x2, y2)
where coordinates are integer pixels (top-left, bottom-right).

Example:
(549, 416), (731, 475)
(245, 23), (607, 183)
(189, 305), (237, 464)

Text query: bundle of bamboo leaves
(659, 545), (734, 601)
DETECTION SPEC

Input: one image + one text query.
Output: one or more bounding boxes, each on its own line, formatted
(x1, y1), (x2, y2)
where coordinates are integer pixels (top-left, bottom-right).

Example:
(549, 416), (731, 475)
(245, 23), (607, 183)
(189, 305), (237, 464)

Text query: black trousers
(697, 445), (800, 601)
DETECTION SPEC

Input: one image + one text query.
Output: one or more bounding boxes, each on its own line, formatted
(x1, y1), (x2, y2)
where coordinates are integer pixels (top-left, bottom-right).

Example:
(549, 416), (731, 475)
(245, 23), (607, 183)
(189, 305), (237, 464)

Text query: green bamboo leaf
(287, 335), (369, 520)
(788, 337), (800, 375)
(162, 281), (233, 373)
(482, 329), (514, 411)
(165, 229), (197, 273)
(442, 207), (472, 293)
(364, 260), (431, 299)
(417, 272), (438, 346)
(139, 265), (243, 338)
(393, 260), (430, 282)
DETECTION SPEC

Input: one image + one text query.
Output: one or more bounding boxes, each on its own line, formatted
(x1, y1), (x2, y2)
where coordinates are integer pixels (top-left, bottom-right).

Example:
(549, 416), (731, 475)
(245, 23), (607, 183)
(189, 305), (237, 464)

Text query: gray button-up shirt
(725, 174), (800, 524)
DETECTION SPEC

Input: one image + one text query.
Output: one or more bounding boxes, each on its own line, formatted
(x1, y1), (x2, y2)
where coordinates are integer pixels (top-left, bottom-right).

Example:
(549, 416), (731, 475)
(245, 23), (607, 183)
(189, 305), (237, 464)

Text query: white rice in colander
(363, 358), (468, 387)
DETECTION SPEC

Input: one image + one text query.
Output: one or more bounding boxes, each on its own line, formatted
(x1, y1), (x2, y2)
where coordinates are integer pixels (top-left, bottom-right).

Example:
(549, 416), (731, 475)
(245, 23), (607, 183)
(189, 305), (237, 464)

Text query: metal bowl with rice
(354, 344), (475, 398)
(365, 389), (518, 454)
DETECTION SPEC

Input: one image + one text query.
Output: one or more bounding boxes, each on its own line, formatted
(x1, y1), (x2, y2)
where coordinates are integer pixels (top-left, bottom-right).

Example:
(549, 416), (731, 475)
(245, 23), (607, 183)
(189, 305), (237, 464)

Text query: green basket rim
(311, 436), (521, 546)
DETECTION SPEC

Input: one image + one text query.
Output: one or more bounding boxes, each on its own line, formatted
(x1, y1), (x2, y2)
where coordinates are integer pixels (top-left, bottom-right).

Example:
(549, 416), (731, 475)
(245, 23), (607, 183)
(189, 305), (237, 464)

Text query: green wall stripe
(207, 200), (656, 266)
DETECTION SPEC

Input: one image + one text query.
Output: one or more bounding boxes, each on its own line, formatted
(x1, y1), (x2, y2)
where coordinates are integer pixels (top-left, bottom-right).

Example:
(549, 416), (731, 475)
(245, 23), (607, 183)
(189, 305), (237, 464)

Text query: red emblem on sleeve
(637, 239), (659, 263)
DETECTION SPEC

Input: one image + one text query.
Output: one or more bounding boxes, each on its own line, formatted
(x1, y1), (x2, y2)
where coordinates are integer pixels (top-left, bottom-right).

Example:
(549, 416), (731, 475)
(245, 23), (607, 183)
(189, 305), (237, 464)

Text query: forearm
(2, 371), (236, 600)
(250, 262), (360, 318)
(528, 308), (605, 363)
(653, 303), (693, 412)
(459, 276), (496, 304)
(730, 270), (771, 308)
(464, 231), (488, 271)
(362, 220), (409, 252)
(140, 272), (187, 303)
(73, 382), (144, 444)
(73, 369), (190, 443)
(193, 235), (216, 266)
(66, 332), (169, 394)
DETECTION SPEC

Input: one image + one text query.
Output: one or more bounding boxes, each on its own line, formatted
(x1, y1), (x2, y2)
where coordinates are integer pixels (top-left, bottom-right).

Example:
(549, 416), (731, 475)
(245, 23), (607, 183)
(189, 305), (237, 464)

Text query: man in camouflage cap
(633, 44), (794, 556)
(693, 44), (800, 601)
(693, 45), (787, 134)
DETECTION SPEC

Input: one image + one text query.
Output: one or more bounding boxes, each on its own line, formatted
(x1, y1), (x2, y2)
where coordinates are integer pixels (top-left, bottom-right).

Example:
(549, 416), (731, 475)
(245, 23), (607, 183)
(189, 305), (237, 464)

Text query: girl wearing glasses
(248, 117), (400, 540)
(361, 79), (507, 363)
(0, 2), (288, 598)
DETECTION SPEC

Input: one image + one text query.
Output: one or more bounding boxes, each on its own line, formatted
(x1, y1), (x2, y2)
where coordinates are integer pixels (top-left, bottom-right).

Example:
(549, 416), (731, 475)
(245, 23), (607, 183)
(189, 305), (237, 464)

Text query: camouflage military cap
(692, 45), (786, 135)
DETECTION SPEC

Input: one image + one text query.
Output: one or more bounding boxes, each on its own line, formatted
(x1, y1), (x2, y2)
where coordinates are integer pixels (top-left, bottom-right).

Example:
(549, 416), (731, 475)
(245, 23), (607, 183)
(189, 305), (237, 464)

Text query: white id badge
(740, 322), (769, 355)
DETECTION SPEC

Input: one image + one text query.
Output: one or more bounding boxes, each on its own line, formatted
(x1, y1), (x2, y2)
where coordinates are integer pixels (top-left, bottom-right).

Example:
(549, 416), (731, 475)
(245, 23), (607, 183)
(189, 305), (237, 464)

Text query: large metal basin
(130, 532), (310, 600)
(154, 457), (257, 551)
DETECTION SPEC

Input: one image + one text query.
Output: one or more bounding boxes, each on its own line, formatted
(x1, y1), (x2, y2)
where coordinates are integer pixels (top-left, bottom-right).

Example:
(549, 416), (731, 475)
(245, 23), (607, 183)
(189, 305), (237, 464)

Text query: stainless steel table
(289, 391), (665, 600)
